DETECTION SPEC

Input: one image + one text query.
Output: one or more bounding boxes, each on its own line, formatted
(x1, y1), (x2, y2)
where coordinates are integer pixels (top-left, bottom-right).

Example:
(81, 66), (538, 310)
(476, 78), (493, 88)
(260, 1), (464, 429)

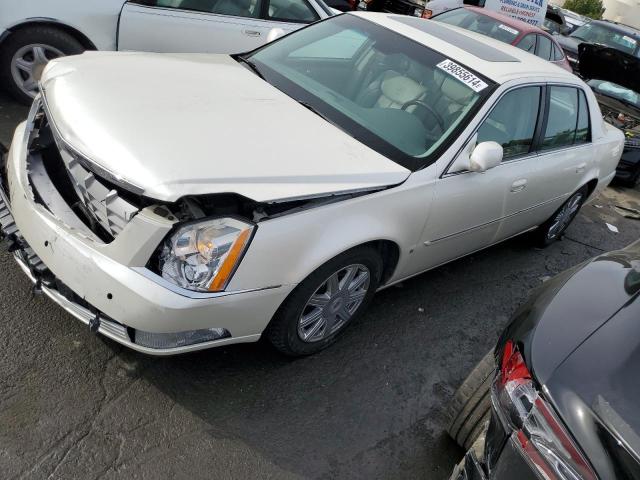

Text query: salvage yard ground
(1, 91), (639, 480)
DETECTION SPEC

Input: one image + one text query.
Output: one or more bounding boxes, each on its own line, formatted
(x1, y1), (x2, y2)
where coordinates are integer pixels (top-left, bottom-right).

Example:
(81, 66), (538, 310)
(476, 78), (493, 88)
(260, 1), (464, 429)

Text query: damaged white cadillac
(0, 13), (623, 356)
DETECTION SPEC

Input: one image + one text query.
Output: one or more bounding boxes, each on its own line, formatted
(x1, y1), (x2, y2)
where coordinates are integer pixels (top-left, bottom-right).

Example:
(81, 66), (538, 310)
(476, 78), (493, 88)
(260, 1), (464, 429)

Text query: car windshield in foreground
(434, 9), (521, 44)
(245, 14), (494, 170)
(571, 23), (639, 56)
(588, 79), (640, 110)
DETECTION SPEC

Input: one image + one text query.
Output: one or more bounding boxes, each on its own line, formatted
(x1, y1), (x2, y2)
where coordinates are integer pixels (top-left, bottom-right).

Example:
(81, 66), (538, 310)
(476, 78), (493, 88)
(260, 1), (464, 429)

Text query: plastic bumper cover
(1, 126), (295, 355)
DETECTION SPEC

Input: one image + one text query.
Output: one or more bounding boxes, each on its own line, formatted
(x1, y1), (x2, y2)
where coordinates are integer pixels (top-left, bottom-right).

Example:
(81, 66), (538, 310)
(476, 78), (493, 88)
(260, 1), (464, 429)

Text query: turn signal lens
(494, 341), (597, 480)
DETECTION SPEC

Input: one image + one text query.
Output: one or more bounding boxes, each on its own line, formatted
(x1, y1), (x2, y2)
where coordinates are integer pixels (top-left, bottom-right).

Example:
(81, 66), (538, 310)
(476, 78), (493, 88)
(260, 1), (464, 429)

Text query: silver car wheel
(297, 264), (370, 343)
(547, 192), (583, 240)
(10, 44), (64, 99)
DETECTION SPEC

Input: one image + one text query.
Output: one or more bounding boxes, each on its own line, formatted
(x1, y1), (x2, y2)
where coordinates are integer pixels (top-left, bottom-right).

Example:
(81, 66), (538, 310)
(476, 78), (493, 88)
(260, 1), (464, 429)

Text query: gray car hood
(40, 52), (410, 203)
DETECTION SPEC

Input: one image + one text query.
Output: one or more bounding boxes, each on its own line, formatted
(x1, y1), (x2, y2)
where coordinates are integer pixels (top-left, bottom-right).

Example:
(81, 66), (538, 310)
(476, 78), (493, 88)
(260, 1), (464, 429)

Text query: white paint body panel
(118, 2), (330, 54)
(5, 15), (624, 354)
(0, 0), (330, 54)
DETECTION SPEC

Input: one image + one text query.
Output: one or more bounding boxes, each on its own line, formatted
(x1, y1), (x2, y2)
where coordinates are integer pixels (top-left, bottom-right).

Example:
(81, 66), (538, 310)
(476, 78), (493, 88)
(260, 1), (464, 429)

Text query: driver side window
(476, 86), (541, 159)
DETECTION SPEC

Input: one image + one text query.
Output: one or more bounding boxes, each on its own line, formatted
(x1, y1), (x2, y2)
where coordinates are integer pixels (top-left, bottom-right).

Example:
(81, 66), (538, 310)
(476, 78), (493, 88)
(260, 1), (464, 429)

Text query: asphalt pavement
(1, 90), (639, 480)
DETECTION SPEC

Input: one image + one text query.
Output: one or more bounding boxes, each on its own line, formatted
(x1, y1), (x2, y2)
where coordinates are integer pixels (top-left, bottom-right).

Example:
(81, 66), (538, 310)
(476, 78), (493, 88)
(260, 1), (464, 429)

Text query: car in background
(433, 7), (572, 71)
(325, 0), (356, 11)
(580, 43), (640, 186)
(0, 0), (333, 104)
(447, 239), (640, 479)
(561, 7), (588, 34)
(542, 4), (570, 35)
(0, 13), (622, 356)
(555, 19), (640, 73)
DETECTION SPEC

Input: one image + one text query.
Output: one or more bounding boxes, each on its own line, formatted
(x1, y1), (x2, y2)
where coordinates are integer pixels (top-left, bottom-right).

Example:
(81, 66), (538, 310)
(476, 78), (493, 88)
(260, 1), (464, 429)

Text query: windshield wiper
(297, 101), (330, 121)
(236, 56), (264, 80)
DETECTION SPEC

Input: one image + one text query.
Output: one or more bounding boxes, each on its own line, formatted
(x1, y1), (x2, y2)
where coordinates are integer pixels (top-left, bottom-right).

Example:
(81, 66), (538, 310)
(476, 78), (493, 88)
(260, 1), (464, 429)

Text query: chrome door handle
(511, 179), (527, 192)
(243, 29), (261, 37)
(576, 163), (586, 173)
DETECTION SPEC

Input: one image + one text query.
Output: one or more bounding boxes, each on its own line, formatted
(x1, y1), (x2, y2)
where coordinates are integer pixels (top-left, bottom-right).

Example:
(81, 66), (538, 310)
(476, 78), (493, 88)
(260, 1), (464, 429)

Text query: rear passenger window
(552, 43), (565, 61)
(575, 90), (590, 143)
(516, 34), (536, 53)
(476, 86), (541, 159)
(536, 35), (552, 61)
(542, 86), (590, 149)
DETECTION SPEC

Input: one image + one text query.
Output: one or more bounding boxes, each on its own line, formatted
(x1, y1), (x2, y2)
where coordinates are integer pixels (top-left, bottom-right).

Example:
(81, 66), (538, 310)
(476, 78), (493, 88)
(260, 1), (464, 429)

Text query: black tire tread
(447, 350), (496, 450)
(266, 246), (382, 357)
(0, 25), (85, 104)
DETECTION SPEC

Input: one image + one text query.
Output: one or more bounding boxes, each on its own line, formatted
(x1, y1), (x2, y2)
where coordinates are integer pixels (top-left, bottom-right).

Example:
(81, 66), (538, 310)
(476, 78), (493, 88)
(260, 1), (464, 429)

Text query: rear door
(118, 0), (320, 54)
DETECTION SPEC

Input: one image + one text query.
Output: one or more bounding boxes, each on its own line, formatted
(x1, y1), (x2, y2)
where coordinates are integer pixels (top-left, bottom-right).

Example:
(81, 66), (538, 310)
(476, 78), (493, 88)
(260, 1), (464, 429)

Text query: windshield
(246, 15), (494, 170)
(571, 23), (639, 55)
(434, 9), (521, 44)
(588, 79), (640, 109)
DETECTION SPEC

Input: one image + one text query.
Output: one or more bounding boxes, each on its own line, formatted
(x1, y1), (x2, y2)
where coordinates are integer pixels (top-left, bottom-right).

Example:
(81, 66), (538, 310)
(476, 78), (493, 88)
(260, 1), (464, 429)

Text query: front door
(412, 85), (544, 272)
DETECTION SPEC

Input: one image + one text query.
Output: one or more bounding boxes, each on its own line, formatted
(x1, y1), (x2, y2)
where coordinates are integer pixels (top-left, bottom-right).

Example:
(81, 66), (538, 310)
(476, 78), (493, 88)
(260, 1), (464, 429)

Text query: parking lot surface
(1, 91), (639, 480)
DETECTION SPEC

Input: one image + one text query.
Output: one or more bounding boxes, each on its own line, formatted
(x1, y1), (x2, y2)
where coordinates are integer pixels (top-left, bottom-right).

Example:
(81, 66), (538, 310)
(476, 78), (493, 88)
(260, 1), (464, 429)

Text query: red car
(433, 7), (573, 72)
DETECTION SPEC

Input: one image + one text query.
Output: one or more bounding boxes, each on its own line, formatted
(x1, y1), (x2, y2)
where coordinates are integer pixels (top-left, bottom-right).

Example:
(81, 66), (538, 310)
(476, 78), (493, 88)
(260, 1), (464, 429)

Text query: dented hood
(41, 52), (410, 203)
(578, 43), (640, 94)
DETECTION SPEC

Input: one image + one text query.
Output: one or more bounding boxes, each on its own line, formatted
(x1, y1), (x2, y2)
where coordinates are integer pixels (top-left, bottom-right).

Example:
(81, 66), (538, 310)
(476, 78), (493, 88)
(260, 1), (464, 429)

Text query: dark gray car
(448, 240), (640, 479)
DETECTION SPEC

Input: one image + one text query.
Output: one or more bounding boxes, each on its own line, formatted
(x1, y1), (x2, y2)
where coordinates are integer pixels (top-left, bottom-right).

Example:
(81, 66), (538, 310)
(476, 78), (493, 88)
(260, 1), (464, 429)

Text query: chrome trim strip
(13, 253), (262, 356)
(425, 194), (565, 245)
(131, 267), (283, 299)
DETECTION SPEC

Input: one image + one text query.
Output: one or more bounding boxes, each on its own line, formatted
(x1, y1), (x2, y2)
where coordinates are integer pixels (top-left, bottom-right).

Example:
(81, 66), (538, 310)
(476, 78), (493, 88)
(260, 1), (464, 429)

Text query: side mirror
(469, 141), (503, 172)
(266, 28), (285, 43)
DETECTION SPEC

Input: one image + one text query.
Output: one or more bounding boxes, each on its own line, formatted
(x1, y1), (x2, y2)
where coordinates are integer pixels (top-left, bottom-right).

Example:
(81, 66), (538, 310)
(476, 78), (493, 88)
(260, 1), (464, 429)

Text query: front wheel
(535, 186), (587, 247)
(0, 26), (85, 104)
(266, 247), (382, 356)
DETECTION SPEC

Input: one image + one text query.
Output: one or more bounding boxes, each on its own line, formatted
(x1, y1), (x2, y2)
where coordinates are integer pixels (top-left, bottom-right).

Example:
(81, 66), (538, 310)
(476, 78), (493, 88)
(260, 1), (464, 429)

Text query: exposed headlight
(158, 217), (254, 292)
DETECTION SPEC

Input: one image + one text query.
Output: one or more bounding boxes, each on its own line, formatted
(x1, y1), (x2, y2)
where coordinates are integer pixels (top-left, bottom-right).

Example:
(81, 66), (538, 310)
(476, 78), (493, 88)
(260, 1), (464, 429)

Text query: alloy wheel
(297, 264), (370, 343)
(547, 192), (583, 240)
(10, 44), (64, 99)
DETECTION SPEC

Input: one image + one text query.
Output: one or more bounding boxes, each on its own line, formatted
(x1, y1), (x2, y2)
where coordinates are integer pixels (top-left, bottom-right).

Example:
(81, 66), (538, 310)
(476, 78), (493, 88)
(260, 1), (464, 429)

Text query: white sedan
(0, 0), (333, 103)
(1, 13), (622, 356)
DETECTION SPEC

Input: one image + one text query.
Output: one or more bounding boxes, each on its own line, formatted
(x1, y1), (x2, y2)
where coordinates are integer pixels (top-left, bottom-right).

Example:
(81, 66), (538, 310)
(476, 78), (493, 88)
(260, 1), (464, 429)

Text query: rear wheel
(266, 246), (382, 356)
(447, 350), (496, 451)
(535, 186), (587, 247)
(0, 26), (85, 104)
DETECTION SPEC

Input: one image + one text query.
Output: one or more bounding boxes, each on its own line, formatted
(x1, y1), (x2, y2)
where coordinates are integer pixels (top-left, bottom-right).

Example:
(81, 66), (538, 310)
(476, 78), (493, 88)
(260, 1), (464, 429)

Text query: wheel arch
(583, 177), (599, 201)
(0, 19), (98, 51)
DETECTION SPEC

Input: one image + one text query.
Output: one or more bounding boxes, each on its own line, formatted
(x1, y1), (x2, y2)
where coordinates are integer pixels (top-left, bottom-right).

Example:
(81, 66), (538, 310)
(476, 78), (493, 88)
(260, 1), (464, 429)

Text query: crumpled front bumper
(0, 123), (294, 355)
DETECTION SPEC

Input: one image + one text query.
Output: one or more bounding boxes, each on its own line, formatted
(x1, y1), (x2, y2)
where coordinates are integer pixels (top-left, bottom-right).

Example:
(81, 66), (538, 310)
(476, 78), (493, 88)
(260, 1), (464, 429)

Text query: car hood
(579, 43), (640, 94)
(545, 292), (640, 478)
(40, 52), (410, 203)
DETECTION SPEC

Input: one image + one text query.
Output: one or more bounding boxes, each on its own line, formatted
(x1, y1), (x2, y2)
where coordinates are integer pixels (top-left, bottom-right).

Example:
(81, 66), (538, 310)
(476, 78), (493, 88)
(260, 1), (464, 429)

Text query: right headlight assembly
(157, 217), (254, 293)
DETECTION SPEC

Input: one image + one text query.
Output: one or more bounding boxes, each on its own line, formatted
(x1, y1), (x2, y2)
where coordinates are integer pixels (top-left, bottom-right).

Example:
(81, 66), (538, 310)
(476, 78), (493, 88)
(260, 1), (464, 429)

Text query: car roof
(591, 19), (640, 38)
(351, 12), (580, 84)
(462, 6), (544, 35)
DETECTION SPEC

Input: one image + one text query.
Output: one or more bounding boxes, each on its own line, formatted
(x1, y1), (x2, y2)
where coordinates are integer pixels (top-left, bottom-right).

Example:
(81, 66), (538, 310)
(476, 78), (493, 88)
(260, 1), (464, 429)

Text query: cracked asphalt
(1, 90), (639, 480)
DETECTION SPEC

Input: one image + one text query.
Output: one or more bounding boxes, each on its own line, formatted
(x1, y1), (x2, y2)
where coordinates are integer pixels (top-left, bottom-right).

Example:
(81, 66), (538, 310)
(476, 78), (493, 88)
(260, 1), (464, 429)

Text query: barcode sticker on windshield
(437, 59), (488, 92)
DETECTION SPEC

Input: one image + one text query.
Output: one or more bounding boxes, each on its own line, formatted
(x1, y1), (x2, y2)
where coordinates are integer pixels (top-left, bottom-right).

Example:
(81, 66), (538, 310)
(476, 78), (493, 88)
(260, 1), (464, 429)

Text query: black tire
(625, 169), (640, 189)
(534, 186), (588, 247)
(447, 350), (496, 451)
(0, 26), (85, 104)
(266, 246), (383, 356)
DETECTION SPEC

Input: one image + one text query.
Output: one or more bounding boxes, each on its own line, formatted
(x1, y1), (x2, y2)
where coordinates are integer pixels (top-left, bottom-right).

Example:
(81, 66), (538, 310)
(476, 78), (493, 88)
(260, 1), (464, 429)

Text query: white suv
(1, 13), (622, 356)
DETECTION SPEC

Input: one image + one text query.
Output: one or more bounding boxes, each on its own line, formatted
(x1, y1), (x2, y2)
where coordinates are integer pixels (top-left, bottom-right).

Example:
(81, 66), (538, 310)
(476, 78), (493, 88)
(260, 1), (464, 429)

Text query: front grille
(28, 100), (139, 240)
(625, 136), (640, 149)
(384, 0), (422, 14)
